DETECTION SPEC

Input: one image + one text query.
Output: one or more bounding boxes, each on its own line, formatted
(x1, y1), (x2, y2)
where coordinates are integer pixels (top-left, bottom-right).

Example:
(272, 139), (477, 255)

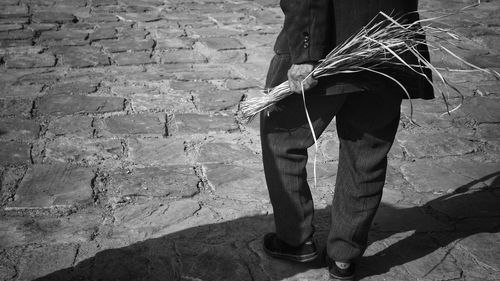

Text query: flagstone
(6, 164), (94, 210)
(36, 94), (124, 115)
(128, 137), (189, 166)
(0, 118), (39, 141)
(5, 53), (56, 68)
(107, 166), (199, 200)
(15, 244), (77, 281)
(0, 141), (31, 165)
(172, 113), (238, 134)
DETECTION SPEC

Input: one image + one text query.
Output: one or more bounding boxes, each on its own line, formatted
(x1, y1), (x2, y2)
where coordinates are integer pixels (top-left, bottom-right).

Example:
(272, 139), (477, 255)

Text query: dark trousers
(261, 54), (402, 262)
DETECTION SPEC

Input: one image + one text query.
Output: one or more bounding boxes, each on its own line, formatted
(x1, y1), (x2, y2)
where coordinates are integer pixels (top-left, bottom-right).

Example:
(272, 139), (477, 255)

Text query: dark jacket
(274, 0), (434, 99)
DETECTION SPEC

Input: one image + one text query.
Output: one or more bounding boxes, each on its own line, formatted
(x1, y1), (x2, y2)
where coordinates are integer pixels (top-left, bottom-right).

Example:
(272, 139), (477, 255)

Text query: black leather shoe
(263, 233), (319, 262)
(326, 256), (355, 280)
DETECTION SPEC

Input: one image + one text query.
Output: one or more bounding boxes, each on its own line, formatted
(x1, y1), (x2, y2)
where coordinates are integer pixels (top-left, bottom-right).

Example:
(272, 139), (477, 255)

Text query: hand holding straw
(237, 11), (499, 124)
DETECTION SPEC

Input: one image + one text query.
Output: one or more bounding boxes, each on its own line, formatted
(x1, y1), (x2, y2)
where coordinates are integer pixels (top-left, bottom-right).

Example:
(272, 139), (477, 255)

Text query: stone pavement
(0, 0), (499, 280)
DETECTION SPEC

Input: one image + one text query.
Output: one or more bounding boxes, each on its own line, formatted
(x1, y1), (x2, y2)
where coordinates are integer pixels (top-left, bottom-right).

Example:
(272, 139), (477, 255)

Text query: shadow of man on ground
(357, 171), (500, 279)
(35, 172), (499, 281)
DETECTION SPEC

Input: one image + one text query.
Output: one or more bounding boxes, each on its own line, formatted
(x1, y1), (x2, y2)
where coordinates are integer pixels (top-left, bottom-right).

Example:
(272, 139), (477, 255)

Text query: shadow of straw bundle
(237, 10), (499, 124)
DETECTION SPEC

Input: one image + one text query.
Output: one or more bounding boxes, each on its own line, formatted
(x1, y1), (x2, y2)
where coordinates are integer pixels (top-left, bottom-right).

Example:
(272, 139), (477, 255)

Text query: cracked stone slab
(5, 164), (94, 210)
(158, 49), (207, 64)
(117, 12), (162, 22)
(0, 98), (35, 118)
(230, 62), (268, 83)
(175, 66), (238, 80)
(107, 62), (172, 78)
(430, 158), (500, 188)
(83, 14), (120, 23)
(176, 241), (256, 281)
(186, 27), (243, 38)
(459, 97), (500, 124)
(89, 26), (117, 41)
(172, 113), (238, 134)
(202, 196), (272, 221)
(0, 140), (31, 165)
(0, 29), (33, 40)
(111, 199), (201, 241)
(116, 27), (150, 39)
(0, 83), (44, 98)
(55, 46), (111, 68)
(110, 85), (159, 96)
(106, 166), (199, 200)
(199, 37), (245, 51)
(465, 54), (500, 68)
(204, 50), (247, 64)
(68, 238), (179, 281)
(169, 80), (215, 92)
(196, 142), (259, 164)
(128, 91), (196, 112)
(203, 163), (268, 202)
(44, 137), (124, 167)
(13, 69), (60, 85)
(400, 159), (487, 193)
(0, 4), (29, 17)
(397, 129), (477, 159)
(238, 33), (276, 48)
(400, 98), (455, 128)
(475, 80), (500, 97)
(377, 234), (462, 281)
(32, 11), (76, 24)
(155, 37), (194, 49)
(112, 51), (155, 66)
(46, 115), (94, 137)
(449, 245), (500, 281)
(195, 89), (244, 111)
(0, 165), (26, 198)
(46, 80), (99, 95)
(36, 94), (125, 116)
(99, 113), (166, 136)
(16, 243), (78, 281)
(39, 29), (88, 42)
(97, 38), (155, 52)
(477, 124), (500, 152)
(0, 118), (39, 141)
(457, 232), (500, 272)
(5, 53), (56, 68)
(0, 18), (28, 26)
(225, 78), (260, 90)
(0, 262), (16, 281)
(128, 137), (189, 166)
(0, 209), (102, 247)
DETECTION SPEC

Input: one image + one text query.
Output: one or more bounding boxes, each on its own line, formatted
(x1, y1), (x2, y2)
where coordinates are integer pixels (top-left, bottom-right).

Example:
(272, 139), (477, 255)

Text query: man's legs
(261, 53), (402, 268)
(327, 90), (402, 263)
(261, 54), (347, 247)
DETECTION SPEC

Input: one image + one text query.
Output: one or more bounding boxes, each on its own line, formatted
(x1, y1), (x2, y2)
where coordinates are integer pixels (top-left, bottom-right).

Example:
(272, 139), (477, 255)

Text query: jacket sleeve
(280, 0), (332, 64)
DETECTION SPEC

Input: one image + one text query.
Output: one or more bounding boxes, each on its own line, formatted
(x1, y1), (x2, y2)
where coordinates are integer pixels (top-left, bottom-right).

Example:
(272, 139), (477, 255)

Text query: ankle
(335, 261), (351, 269)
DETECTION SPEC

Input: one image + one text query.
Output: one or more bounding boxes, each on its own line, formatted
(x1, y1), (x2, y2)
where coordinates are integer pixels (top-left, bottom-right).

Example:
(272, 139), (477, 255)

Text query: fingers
(303, 76), (318, 91)
(289, 76), (317, 93)
(287, 64), (318, 93)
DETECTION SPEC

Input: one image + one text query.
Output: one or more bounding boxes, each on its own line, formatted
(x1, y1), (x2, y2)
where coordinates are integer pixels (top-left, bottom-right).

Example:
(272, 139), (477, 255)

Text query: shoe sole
(263, 247), (319, 263)
(329, 273), (354, 281)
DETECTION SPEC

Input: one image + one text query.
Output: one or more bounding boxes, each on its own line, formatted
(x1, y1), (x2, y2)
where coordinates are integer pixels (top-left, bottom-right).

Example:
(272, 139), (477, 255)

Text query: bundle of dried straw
(237, 10), (499, 124)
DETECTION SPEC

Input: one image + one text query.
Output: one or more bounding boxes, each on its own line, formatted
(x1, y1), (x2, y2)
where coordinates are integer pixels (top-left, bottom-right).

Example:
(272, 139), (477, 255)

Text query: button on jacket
(273, 0), (434, 100)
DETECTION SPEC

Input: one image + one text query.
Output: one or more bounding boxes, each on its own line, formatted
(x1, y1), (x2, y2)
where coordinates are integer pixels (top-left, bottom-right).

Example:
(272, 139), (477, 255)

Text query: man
(260, 0), (433, 280)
